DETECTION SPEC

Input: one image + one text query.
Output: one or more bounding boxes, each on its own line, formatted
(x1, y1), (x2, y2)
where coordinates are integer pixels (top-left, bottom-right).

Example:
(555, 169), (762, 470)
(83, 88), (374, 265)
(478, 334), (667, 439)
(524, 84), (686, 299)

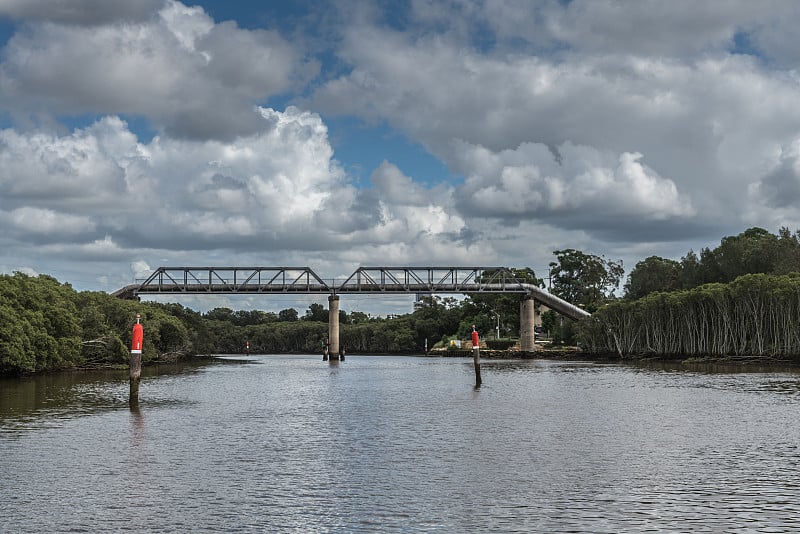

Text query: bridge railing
(335, 267), (529, 293)
(121, 265), (589, 319)
(136, 267), (331, 293)
(130, 266), (533, 294)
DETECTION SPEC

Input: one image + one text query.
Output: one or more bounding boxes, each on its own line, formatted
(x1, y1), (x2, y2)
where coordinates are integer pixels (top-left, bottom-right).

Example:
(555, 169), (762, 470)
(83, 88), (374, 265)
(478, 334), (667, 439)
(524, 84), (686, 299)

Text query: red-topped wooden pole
(472, 325), (481, 387)
(130, 314), (143, 405)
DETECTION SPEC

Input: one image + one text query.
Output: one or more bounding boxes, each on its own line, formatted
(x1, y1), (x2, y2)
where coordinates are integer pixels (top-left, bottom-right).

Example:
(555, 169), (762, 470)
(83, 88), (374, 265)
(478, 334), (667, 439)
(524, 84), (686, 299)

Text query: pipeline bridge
(113, 266), (590, 354)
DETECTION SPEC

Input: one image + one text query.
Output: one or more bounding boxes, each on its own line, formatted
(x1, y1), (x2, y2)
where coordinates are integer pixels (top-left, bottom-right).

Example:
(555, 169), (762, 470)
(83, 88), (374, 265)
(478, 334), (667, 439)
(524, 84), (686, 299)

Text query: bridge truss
(337, 267), (527, 294)
(117, 266), (527, 296)
(122, 267), (331, 296)
(113, 265), (589, 319)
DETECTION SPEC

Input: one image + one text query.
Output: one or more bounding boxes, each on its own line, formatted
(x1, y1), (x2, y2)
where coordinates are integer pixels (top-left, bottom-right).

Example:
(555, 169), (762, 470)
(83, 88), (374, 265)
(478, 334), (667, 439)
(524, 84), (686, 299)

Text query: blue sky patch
(324, 116), (450, 188)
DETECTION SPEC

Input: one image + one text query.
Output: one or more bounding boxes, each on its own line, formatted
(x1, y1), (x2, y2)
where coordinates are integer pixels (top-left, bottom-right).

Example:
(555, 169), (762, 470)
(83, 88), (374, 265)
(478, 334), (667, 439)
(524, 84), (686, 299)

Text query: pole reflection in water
(130, 403), (145, 448)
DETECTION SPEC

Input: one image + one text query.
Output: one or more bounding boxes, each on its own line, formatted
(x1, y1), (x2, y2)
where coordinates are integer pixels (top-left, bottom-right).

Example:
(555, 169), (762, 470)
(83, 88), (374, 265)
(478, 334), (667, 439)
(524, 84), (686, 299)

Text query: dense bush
(579, 273), (800, 359)
(0, 273), (480, 374)
(0, 274), (85, 373)
(8, 227), (798, 375)
(0, 273), (194, 375)
(624, 227), (800, 299)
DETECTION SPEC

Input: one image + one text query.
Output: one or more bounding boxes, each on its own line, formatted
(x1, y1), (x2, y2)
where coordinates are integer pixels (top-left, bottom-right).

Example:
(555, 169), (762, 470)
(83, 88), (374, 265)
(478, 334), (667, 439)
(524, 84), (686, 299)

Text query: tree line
(623, 227), (800, 299)
(576, 227), (800, 359)
(0, 269), (541, 376)
(579, 273), (800, 359)
(3, 226), (798, 375)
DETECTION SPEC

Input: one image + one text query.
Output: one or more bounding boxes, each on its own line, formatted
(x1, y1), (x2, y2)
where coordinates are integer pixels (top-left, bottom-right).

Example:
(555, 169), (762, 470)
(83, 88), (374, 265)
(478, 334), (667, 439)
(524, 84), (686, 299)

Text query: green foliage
(542, 310), (577, 345)
(624, 227), (800, 300)
(412, 296), (461, 346)
(200, 295), (466, 354)
(204, 307), (235, 323)
(581, 273), (800, 358)
(715, 227), (781, 281)
(7, 226), (799, 374)
(278, 308), (299, 321)
(0, 262), (575, 374)
(549, 249), (623, 312)
(465, 268), (542, 339)
(0, 303), (35, 374)
(303, 303), (328, 322)
(776, 227), (800, 274)
(231, 321), (328, 353)
(348, 311), (369, 324)
(624, 256), (682, 299)
(75, 291), (132, 364)
(204, 307), (276, 326)
(0, 273), (196, 375)
(0, 273), (86, 373)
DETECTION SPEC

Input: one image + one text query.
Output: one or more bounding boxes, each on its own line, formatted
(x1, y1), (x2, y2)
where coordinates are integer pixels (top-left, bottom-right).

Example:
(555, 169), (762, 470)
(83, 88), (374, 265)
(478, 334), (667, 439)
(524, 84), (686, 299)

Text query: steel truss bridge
(113, 266), (589, 320)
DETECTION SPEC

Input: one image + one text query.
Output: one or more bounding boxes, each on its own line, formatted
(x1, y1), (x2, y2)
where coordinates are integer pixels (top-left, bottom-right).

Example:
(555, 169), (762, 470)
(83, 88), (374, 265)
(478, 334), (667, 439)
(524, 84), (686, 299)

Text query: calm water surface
(3, 355), (800, 532)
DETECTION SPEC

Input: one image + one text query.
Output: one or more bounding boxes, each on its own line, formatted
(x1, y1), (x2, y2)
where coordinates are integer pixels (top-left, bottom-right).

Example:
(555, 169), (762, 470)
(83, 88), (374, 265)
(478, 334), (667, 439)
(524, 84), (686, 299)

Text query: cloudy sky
(2, 0), (800, 314)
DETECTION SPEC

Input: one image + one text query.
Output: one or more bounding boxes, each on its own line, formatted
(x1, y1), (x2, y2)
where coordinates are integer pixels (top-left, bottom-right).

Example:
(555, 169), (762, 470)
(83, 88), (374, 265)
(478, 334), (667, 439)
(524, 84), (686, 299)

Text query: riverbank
(6, 348), (800, 378)
(425, 346), (588, 359)
(424, 346), (800, 367)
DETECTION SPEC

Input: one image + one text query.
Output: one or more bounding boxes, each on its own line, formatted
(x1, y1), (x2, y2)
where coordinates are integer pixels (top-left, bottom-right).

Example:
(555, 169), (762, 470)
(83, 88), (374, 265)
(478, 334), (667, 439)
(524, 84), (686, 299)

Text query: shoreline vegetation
(3, 269), (800, 377)
(15, 346), (800, 377)
(580, 273), (800, 363)
(428, 347), (800, 366)
(3, 225), (800, 377)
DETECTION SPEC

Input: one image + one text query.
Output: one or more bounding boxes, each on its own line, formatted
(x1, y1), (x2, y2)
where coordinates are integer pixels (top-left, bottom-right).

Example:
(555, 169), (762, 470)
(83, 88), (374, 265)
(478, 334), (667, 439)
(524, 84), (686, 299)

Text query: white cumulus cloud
(6, 207), (96, 236)
(0, 1), (309, 140)
(454, 141), (693, 223)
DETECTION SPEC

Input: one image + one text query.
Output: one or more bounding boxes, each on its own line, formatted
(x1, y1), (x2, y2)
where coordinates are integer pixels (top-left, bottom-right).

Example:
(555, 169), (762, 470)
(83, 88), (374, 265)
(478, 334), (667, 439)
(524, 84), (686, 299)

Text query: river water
(3, 355), (800, 533)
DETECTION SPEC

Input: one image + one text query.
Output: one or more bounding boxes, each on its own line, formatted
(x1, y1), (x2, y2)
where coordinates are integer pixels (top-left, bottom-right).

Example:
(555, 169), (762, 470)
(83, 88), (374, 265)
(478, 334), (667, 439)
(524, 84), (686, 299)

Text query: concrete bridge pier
(520, 294), (538, 352)
(328, 295), (341, 361)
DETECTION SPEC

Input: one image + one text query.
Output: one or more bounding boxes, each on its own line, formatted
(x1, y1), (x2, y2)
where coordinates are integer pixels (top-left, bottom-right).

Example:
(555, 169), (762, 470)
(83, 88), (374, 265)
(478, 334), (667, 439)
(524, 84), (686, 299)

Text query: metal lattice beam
(114, 265), (590, 319)
(336, 267), (528, 293)
(135, 267), (331, 294)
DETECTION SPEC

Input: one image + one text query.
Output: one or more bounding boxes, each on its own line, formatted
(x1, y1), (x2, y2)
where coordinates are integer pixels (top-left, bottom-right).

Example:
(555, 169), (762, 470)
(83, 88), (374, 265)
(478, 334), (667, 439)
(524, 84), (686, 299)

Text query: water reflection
(1, 372), (116, 433)
(129, 403), (145, 448)
(3, 355), (800, 532)
(0, 360), (211, 433)
(635, 359), (800, 375)
(760, 379), (800, 395)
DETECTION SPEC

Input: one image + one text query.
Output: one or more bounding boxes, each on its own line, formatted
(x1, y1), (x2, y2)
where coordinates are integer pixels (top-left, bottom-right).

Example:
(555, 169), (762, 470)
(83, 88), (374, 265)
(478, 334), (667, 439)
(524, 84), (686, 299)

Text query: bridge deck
(127, 266), (528, 294)
(114, 266), (590, 320)
(132, 283), (528, 294)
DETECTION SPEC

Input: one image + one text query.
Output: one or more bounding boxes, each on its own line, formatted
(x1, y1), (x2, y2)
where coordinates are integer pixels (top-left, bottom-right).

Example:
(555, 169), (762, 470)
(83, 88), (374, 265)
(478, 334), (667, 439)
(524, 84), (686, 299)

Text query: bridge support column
(328, 295), (340, 359)
(520, 294), (537, 353)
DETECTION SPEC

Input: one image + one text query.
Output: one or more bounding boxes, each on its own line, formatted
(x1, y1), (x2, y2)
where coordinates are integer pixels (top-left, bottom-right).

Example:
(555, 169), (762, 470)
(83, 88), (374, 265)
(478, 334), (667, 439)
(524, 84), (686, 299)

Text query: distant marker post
(472, 325), (482, 388)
